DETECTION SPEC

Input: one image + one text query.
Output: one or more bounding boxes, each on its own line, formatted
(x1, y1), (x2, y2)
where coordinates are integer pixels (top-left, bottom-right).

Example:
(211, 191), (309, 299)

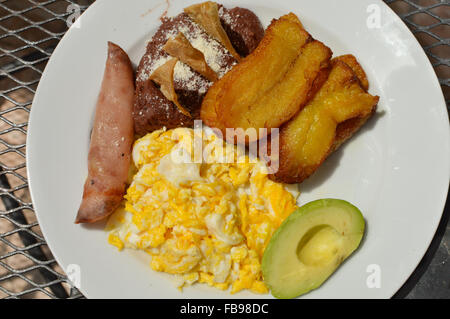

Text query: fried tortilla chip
(149, 58), (191, 117)
(184, 1), (241, 61)
(163, 32), (218, 82)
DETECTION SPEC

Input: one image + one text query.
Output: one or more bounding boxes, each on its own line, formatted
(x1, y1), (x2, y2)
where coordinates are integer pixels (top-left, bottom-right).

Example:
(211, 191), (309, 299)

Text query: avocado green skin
(261, 198), (365, 299)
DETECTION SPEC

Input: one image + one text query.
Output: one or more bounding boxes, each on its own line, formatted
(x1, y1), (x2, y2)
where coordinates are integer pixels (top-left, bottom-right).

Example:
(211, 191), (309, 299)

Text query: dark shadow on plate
(79, 219), (107, 231)
(300, 110), (385, 193)
(393, 189), (450, 298)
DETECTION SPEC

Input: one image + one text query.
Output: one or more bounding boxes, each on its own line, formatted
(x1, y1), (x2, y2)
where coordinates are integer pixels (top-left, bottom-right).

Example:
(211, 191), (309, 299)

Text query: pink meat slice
(76, 42), (135, 224)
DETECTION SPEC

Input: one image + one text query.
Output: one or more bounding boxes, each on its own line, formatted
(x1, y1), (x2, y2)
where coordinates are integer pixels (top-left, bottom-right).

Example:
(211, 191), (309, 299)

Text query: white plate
(27, 0), (449, 299)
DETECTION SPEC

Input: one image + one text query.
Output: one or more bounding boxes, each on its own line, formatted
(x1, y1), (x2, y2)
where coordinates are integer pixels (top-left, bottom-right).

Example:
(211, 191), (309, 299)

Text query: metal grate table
(0, 0), (448, 299)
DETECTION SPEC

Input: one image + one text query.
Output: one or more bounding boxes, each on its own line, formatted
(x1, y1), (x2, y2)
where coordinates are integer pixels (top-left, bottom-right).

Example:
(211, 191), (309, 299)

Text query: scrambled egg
(106, 127), (299, 294)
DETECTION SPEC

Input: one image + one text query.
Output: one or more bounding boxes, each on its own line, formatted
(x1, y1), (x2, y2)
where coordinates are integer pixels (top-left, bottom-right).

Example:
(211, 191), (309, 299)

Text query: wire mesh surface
(0, 0), (448, 299)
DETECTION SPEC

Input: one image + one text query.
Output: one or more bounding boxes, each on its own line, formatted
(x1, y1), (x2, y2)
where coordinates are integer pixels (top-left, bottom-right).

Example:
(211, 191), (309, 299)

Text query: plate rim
(379, 0), (450, 298)
(26, 0), (450, 299)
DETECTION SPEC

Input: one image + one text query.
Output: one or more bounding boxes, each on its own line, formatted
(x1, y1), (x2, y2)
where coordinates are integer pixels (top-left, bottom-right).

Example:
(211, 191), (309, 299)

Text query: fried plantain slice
(200, 79), (225, 131)
(202, 13), (310, 131)
(227, 40), (332, 140)
(334, 54), (369, 91)
(269, 57), (379, 183)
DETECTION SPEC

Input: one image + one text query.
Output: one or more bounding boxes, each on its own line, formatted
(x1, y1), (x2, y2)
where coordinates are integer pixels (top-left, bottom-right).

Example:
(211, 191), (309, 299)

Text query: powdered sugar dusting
(218, 6), (233, 26)
(148, 55), (171, 76)
(137, 27), (176, 83)
(173, 60), (194, 82)
(173, 61), (208, 93)
(137, 14), (236, 88)
(188, 31), (234, 77)
(178, 23), (236, 78)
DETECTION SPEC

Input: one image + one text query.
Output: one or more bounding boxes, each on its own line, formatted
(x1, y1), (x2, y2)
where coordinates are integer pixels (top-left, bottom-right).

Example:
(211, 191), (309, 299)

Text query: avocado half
(262, 198), (365, 299)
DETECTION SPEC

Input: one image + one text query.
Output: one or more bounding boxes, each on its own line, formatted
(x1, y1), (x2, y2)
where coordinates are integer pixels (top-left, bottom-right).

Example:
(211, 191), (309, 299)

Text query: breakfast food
(149, 57), (191, 117)
(262, 199), (365, 298)
(270, 56), (379, 183)
(200, 12), (379, 183)
(163, 33), (218, 82)
(77, 1), (379, 298)
(106, 127), (299, 293)
(133, 2), (264, 136)
(202, 14), (332, 142)
(184, 2), (241, 61)
(335, 54), (369, 91)
(76, 42), (135, 224)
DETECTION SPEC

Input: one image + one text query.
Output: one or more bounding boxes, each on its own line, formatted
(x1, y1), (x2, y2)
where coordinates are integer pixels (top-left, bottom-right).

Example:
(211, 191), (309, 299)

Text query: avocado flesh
(262, 199), (365, 299)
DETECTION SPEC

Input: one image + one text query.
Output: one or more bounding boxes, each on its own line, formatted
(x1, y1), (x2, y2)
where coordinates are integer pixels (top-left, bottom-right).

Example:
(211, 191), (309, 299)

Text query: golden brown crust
(215, 14), (309, 132)
(269, 56), (379, 184)
(199, 80), (225, 130)
(201, 13), (334, 144)
(333, 54), (369, 91)
(231, 40), (332, 137)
